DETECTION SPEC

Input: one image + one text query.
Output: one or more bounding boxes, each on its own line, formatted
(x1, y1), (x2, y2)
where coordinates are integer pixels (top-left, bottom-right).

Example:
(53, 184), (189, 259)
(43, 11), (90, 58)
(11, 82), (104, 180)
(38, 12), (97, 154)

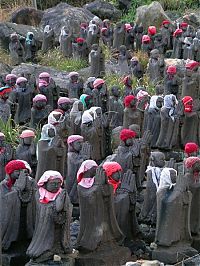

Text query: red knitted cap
(120, 129), (136, 141)
(124, 95), (135, 107)
(5, 160), (29, 175)
(185, 143), (198, 156)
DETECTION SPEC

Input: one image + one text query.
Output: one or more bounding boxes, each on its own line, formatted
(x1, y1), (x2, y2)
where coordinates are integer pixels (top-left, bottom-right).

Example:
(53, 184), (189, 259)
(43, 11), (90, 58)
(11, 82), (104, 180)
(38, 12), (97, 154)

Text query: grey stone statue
(0, 86), (12, 123)
(67, 72), (83, 99)
(147, 49), (165, 85)
(89, 44), (105, 78)
(59, 26), (72, 58)
(109, 86), (124, 128)
(9, 33), (24, 65)
(113, 22), (125, 50)
(25, 32), (37, 62)
(41, 25), (54, 53)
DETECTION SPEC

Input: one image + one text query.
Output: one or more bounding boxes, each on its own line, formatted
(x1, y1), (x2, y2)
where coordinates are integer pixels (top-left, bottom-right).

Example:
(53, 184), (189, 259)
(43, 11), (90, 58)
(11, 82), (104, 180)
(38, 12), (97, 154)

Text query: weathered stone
(135, 1), (172, 31)
(0, 62), (12, 74)
(25, 258), (75, 266)
(40, 3), (95, 42)
(83, 0), (121, 21)
(0, 22), (43, 51)
(10, 7), (44, 26)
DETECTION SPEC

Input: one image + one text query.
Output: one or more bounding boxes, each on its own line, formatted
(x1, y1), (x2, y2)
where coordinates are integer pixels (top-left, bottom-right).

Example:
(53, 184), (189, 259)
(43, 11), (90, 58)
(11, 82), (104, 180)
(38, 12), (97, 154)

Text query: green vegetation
(0, 48), (10, 65)
(37, 48), (88, 72)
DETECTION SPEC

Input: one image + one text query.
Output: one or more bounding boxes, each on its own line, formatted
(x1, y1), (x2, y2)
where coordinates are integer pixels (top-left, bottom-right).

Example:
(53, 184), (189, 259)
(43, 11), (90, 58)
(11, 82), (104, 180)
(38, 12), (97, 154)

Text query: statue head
(150, 151), (165, 168)
(162, 20), (170, 29)
(124, 95), (137, 109)
(10, 33), (18, 42)
(57, 97), (71, 112)
(16, 77), (27, 89)
(86, 77), (96, 89)
(111, 126), (123, 151)
(5, 74), (17, 86)
(33, 94), (47, 109)
(91, 43), (98, 51)
(103, 162), (122, 192)
(156, 96), (164, 109)
(130, 57), (139, 66)
(155, 84), (164, 95)
(119, 45), (127, 55)
(77, 160), (98, 188)
(150, 49), (160, 60)
(67, 135), (83, 152)
(5, 160), (31, 181)
(111, 86), (120, 97)
(120, 129), (136, 147)
(68, 71), (79, 83)
(20, 129), (35, 146)
(39, 72), (50, 84)
(184, 157), (200, 173)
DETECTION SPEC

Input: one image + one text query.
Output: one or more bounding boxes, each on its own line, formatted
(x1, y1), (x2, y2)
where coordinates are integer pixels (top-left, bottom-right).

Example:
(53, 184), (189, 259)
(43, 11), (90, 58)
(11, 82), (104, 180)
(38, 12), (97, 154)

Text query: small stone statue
(16, 130), (37, 177)
(156, 94), (179, 150)
(164, 65), (180, 97)
(145, 95), (163, 148)
(123, 95), (142, 129)
(92, 78), (109, 113)
(89, 44), (105, 78)
(103, 163), (140, 242)
(25, 32), (37, 62)
(59, 26), (72, 58)
(67, 135), (91, 204)
(154, 33), (165, 55)
(12, 77), (33, 124)
(67, 72), (83, 99)
(9, 33), (24, 65)
(109, 86), (124, 128)
(135, 24), (144, 51)
(172, 29), (184, 59)
(86, 21), (100, 48)
(35, 123), (66, 181)
(130, 57), (144, 80)
(183, 37), (194, 60)
(181, 96), (199, 146)
(38, 72), (60, 109)
(113, 22), (125, 50)
(141, 35), (152, 56)
(160, 20), (172, 51)
(0, 160), (35, 251)
(83, 76), (96, 96)
(0, 86), (12, 123)
(41, 25), (54, 53)
(5, 73), (17, 90)
(72, 37), (89, 61)
(122, 76), (133, 98)
(79, 22), (88, 39)
(77, 163), (126, 257)
(30, 94), (52, 129)
(139, 151), (165, 225)
(111, 126), (123, 152)
(124, 23), (135, 50)
(57, 97), (71, 115)
(118, 45), (131, 75)
(70, 100), (84, 135)
(101, 27), (113, 48)
(147, 49), (165, 85)
(0, 132), (13, 181)
(26, 170), (73, 263)
(148, 26), (157, 47)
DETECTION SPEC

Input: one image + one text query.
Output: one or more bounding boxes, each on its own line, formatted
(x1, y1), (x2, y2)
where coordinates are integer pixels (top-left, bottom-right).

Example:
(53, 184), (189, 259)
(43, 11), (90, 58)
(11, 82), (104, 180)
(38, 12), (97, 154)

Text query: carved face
(23, 136), (34, 145)
(10, 170), (21, 180)
(60, 102), (70, 111)
(7, 77), (16, 86)
(83, 166), (97, 179)
(71, 75), (78, 83)
(41, 77), (50, 83)
(152, 153), (165, 168)
(35, 100), (46, 109)
(125, 138), (133, 147)
(18, 81), (27, 88)
(72, 140), (83, 152)
(48, 128), (56, 138)
(156, 97), (163, 108)
(150, 49), (160, 59)
(45, 178), (62, 193)
(112, 170), (122, 182)
(78, 101), (84, 111)
(169, 169), (177, 183)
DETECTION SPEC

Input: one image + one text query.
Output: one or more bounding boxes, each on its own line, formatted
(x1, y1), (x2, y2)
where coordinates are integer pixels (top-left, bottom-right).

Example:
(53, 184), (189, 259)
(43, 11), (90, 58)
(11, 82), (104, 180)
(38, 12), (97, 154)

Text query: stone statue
(83, 76), (96, 96)
(148, 26), (157, 47)
(77, 162), (129, 265)
(154, 33), (165, 55)
(86, 22), (100, 48)
(92, 78), (109, 113)
(160, 20), (172, 51)
(139, 151), (165, 225)
(183, 37), (194, 60)
(16, 130), (37, 177)
(67, 135), (91, 205)
(122, 76), (133, 98)
(0, 86), (12, 123)
(38, 72), (59, 109)
(59, 26), (72, 58)
(164, 65), (181, 97)
(101, 27), (113, 48)
(69, 100), (84, 135)
(181, 96), (199, 147)
(124, 24), (135, 50)
(9, 33), (24, 65)
(67, 72), (83, 99)
(118, 45), (131, 75)
(141, 35), (152, 56)
(0, 132), (13, 181)
(30, 94), (52, 129)
(35, 123), (66, 181)
(25, 32), (37, 62)
(89, 44), (105, 78)
(21, 70), (36, 93)
(135, 24), (144, 51)
(57, 97), (71, 115)
(72, 37), (89, 61)
(103, 163), (140, 242)
(130, 57), (144, 80)
(113, 22), (125, 50)
(193, 36), (200, 62)
(156, 94), (179, 150)
(0, 160), (35, 251)
(109, 86), (124, 128)
(111, 126), (123, 152)
(145, 95), (163, 148)
(123, 95), (143, 129)
(172, 29), (184, 59)
(147, 49), (165, 85)
(11, 77), (33, 125)
(79, 22), (88, 39)
(26, 170), (73, 263)
(41, 25), (54, 53)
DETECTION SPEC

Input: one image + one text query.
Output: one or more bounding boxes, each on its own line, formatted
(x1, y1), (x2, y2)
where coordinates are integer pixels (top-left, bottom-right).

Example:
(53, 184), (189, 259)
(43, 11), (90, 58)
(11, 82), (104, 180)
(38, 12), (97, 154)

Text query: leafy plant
(0, 117), (21, 147)
(0, 48), (10, 65)
(37, 48), (88, 72)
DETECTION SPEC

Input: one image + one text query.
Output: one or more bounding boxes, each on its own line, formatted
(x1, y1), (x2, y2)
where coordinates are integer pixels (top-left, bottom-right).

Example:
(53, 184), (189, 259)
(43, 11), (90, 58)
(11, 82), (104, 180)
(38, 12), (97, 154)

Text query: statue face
(23, 136), (34, 145)
(111, 170), (122, 182)
(48, 128), (56, 138)
(7, 78), (16, 86)
(125, 138), (133, 146)
(151, 50), (160, 59)
(92, 44), (98, 51)
(169, 169), (177, 183)
(45, 178), (62, 193)
(10, 170), (21, 180)
(78, 101), (84, 111)
(83, 166), (97, 179)
(41, 77), (50, 83)
(18, 81), (27, 88)
(60, 102), (70, 111)
(95, 108), (102, 117)
(71, 75), (78, 83)
(156, 97), (163, 108)
(152, 153), (165, 168)
(35, 100), (46, 108)
(72, 140), (83, 152)
(53, 113), (62, 121)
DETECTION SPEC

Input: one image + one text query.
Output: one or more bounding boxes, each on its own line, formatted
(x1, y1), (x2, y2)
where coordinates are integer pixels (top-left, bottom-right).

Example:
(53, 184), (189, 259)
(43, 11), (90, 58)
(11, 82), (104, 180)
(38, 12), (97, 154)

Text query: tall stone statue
(25, 32), (37, 62)
(59, 26), (72, 58)
(118, 45), (131, 75)
(141, 35), (152, 56)
(122, 76), (133, 98)
(147, 49), (165, 85)
(113, 22), (125, 50)
(67, 72), (83, 99)
(41, 25), (54, 53)
(135, 24), (144, 51)
(172, 29), (184, 59)
(0, 132), (13, 181)
(26, 170), (73, 264)
(109, 86), (124, 128)
(130, 57), (144, 80)
(72, 37), (89, 61)
(0, 86), (12, 123)
(89, 44), (105, 78)
(160, 20), (172, 51)
(164, 65), (180, 97)
(83, 76), (96, 96)
(9, 33), (24, 65)
(70, 100), (84, 135)
(92, 78), (109, 113)
(123, 95), (142, 129)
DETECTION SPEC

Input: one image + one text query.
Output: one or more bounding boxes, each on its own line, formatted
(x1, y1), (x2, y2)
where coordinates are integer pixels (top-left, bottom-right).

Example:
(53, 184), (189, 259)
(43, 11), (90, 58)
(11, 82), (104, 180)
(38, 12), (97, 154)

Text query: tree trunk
(32, 0), (37, 9)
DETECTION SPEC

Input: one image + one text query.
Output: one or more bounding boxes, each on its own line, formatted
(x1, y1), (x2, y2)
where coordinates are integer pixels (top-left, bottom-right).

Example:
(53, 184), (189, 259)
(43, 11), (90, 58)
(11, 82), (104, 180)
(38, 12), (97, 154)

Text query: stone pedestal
(76, 244), (131, 266)
(25, 258), (75, 266)
(152, 244), (198, 264)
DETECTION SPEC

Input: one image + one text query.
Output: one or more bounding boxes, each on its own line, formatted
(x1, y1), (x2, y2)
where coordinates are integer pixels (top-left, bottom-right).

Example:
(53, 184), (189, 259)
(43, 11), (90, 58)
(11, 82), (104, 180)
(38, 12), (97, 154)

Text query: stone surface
(135, 1), (172, 31)
(10, 7), (44, 26)
(0, 62), (12, 74)
(152, 244), (198, 264)
(177, 11), (200, 29)
(83, 0), (121, 21)
(0, 22), (43, 51)
(40, 3), (95, 42)
(25, 258), (75, 266)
